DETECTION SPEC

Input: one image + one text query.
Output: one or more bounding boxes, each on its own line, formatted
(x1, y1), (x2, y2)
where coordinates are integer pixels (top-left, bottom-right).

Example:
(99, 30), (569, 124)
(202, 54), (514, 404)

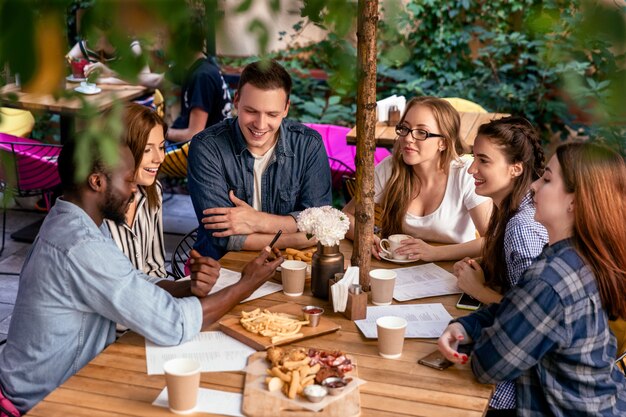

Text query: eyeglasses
(395, 125), (444, 141)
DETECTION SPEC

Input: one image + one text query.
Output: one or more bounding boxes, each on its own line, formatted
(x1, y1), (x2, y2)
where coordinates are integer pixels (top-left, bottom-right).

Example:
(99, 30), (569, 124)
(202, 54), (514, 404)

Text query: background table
(346, 112), (510, 149)
(0, 82), (149, 143)
(28, 241), (493, 417)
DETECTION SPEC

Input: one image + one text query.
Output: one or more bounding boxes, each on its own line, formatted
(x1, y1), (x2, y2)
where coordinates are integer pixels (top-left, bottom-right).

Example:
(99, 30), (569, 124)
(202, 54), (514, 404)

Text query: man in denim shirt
(188, 60), (332, 259)
(0, 140), (282, 414)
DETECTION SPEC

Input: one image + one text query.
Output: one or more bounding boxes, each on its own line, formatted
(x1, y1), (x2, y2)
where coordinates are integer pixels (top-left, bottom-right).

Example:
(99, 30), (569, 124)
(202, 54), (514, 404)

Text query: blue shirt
(0, 199), (202, 414)
(188, 117), (332, 259)
(491, 192), (548, 409)
(457, 239), (626, 417)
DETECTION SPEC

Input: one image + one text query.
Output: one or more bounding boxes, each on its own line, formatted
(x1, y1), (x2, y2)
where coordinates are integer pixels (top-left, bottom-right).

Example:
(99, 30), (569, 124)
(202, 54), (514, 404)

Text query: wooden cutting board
(242, 352), (361, 417)
(218, 303), (340, 351)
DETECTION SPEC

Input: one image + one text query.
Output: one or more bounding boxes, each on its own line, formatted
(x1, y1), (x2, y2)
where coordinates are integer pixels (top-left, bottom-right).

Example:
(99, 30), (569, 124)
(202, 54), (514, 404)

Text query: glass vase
(311, 242), (344, 299)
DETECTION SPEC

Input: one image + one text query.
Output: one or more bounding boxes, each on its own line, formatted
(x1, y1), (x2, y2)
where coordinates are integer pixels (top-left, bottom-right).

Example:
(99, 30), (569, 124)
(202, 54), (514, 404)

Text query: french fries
(265, 347), (319, 399)
(240, 308), (309, 344)
(284, 247), (315, 262)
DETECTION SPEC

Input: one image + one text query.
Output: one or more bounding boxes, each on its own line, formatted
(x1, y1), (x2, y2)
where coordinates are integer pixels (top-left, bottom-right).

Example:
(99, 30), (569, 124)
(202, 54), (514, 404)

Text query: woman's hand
(84, 61), (113, 78)
(371, 235), (381, 260)
(394, 238), (442, 262)
(455, 259), (487, 299)
(437, 323), (471, 364)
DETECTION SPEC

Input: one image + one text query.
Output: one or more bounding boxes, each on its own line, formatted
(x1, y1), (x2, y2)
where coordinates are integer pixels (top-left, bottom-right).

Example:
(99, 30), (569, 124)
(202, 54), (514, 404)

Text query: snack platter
(242, 348), (362, 416)
(218, 303), (341, 350)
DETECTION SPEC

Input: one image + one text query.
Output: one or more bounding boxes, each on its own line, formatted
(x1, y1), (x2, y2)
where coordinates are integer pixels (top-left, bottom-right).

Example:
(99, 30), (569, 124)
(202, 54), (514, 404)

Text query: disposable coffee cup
(379, 234), (412, 260)
(163, 358), (201, 415)
(281, 260), (307, 296)
(369, 269), (397, 306)
(376, 316), (407, 359)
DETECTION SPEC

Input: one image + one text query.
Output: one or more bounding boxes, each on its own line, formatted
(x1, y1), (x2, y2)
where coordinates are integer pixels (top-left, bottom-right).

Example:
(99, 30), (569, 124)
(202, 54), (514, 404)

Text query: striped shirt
(457, 239), (626, 417)
(491, 193), (548, 409)
(105, 183), (166, 278)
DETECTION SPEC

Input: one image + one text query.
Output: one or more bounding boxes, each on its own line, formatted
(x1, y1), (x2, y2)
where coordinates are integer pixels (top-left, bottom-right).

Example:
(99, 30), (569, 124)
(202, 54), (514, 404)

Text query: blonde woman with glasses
(343, 96), (492, 261)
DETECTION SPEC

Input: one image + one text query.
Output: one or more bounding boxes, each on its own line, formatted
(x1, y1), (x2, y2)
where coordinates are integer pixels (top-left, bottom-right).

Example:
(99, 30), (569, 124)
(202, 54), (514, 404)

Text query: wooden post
(352, 0), (378, 290)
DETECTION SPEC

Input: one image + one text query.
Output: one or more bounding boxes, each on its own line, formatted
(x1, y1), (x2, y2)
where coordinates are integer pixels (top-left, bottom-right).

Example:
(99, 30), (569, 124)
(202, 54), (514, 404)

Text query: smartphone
(418, 350), (454, 371)
(456, 293), (482, 311)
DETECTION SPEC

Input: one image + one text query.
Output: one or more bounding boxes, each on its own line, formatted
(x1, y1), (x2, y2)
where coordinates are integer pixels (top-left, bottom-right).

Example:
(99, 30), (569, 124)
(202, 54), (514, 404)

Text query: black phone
(456, 293), (482, 311)
(418, 350), (454, 371)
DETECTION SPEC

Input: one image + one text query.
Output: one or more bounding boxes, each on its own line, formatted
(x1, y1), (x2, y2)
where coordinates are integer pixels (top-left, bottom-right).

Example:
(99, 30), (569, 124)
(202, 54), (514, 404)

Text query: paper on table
(355, 304), (453, 338)
(377, 95), (406, 122)
(331, 265), (359, 312)
(182, 267), (282, 302)
(153, 387), (244, 417)
(145, 331), (255, 375)
(392, 263), (461, 302)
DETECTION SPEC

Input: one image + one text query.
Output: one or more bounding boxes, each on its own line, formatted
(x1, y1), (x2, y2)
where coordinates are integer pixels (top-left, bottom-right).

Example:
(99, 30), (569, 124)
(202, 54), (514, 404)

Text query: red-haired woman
(438, 142), (626, 416)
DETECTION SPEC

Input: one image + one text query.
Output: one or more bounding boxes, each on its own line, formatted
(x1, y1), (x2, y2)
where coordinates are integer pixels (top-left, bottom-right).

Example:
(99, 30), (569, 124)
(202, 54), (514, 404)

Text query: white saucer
(378, 252), (415, 264)
(74, 85), (101, 95)
(66, 75), (86, 82)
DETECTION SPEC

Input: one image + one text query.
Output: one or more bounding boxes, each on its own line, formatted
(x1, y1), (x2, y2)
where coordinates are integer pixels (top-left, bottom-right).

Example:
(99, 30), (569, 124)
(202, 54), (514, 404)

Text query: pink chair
(304, 122), (391, 176)
(0, 133), (61, 256)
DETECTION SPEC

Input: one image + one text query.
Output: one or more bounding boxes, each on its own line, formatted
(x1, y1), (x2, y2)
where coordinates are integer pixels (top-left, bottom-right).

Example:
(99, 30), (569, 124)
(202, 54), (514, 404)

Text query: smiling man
(187, 59), (332, 259)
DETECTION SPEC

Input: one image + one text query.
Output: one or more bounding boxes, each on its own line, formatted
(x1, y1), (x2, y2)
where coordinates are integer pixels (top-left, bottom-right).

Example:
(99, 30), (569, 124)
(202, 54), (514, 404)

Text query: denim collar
(232, 117), (296, 159)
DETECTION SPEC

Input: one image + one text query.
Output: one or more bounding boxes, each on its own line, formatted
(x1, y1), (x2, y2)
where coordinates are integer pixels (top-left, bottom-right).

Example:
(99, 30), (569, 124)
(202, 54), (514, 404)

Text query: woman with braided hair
(452, 116), (548, 415)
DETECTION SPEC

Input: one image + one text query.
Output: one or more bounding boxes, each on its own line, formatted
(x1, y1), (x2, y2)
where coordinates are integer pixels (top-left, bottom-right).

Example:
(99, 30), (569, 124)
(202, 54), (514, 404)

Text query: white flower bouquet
(297, 206), (350, 247)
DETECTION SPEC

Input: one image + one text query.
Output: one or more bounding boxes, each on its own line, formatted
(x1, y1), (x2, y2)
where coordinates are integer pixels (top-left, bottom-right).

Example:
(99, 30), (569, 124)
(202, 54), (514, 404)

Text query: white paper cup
(281, 260), (307, 296)
(163, 358), (201, 414)
(379, 234), (412, 260)
(376, 316), (407, 359)
(369, 269), (397, 306)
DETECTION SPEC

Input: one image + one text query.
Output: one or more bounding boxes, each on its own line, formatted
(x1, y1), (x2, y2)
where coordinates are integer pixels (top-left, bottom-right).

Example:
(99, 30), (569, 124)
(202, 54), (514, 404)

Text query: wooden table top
(28, 241), (493, 417)
(0, 82), (148, 115)
(346, 112), (510, 149)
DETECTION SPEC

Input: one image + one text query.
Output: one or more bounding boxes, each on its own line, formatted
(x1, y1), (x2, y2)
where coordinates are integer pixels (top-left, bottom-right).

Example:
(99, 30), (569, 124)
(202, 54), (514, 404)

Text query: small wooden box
(329, 278), (367, 321)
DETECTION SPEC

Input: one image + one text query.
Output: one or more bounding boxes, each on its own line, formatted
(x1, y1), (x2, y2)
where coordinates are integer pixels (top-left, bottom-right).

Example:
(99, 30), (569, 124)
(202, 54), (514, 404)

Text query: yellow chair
(0, 107), (35, 137)
(160, 141), (190, 178)
(153, 89), (165, 119)
(442, 97), (487, 113)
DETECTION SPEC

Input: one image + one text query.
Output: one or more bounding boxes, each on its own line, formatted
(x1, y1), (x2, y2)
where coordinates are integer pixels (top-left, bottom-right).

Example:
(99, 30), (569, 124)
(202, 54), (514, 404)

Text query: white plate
(74, 85), (101, 95)
(66, 75), (86, 82)
(378, 252), (415, 264)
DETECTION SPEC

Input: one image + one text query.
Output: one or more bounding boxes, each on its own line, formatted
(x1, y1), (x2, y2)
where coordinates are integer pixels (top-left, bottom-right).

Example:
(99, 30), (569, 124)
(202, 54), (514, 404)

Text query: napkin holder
(329, 277), (367, 321)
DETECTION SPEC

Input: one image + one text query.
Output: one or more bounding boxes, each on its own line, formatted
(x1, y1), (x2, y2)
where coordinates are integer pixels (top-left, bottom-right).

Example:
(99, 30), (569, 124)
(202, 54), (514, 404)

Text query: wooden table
(0, 82), (149, 142)
(346, 112), (510, 149)
(28, 241), (493, 417)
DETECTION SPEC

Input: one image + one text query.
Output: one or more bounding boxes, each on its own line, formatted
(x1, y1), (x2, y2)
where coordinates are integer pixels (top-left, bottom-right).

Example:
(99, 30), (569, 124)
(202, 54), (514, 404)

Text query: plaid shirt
(491, 193), (548, 409)
(457, 239), (626, 417)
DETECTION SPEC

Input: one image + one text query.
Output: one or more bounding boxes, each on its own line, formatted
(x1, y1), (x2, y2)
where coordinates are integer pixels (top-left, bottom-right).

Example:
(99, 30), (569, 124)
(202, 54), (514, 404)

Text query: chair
(160, 141), (190, 179)
(343, 176), (383, 231)
(170, 228), (197, 279)
(0, 133), (62, 257)
(442, 97), (487, 113)
(328, 156), (355, 192)
(617, 352), (626, 375)
(0, 107), (35, 137)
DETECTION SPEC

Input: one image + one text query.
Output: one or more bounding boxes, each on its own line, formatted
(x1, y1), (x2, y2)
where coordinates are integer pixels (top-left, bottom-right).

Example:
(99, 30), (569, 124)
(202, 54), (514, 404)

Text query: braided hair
(477, 116), (545, 291)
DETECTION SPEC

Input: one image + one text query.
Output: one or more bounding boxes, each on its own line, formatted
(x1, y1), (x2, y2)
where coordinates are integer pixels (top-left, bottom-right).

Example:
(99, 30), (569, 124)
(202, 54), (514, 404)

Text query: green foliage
(377, 0), (625, 154)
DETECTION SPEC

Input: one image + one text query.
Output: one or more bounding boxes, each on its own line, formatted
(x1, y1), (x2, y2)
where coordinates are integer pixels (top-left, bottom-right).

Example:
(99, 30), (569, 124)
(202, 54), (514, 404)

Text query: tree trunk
(353, 0), (378, 290)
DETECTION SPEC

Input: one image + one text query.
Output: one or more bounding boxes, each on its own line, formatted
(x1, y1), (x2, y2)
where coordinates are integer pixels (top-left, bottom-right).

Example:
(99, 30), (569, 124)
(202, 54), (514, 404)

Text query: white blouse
(374, 156), (489, 243)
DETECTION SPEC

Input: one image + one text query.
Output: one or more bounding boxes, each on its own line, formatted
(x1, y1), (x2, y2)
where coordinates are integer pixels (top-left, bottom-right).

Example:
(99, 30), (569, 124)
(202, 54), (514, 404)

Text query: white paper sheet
(355, 304), (453, 338)
(153, 387), (244, 417)
(392, 263), (462, 301)
(145, 331), (255, 375)
(182, 267), (282, 302)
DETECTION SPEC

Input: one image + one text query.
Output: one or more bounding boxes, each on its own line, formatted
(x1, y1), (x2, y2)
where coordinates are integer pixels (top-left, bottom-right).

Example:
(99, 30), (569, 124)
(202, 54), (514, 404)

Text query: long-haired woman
(344, 96), (492, 261)
(438, 142), (626, 416)
(453, 117), (548, 413)
(105, 103), (167, 277)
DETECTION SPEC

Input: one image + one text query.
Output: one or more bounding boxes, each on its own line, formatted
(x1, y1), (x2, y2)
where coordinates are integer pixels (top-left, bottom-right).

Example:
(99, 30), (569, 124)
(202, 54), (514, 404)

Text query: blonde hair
(380, 96), (463, 238)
